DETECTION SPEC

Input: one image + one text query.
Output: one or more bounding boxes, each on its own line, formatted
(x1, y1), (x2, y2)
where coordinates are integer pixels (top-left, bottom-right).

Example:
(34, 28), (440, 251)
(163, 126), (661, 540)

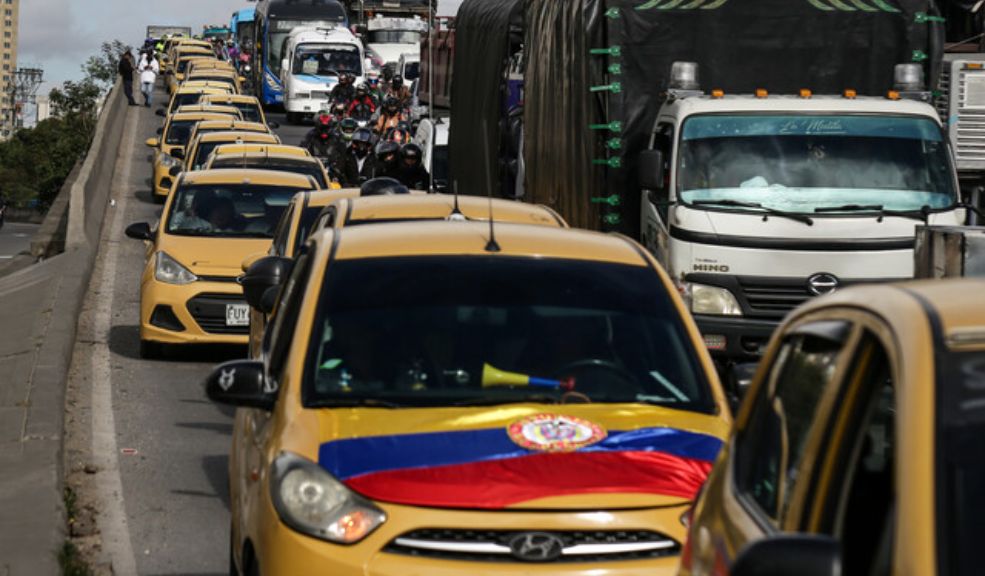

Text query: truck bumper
(694, 314), (779, 362)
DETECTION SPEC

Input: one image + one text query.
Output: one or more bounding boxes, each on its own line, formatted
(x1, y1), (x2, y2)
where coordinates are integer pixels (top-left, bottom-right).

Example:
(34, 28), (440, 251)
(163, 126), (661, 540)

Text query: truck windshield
(304, 256), (716, 413)
(368, 30), (423, 44)
(267, 20), (343, 76)
(678, 114), (956, 213)
(940, 350), (985, 576)
(292, 44), (362, 76)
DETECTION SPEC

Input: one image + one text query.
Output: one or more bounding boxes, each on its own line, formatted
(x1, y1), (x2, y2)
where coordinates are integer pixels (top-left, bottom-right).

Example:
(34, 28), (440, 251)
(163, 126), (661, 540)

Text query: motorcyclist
(341, 128), (379, 187)
(374, 141), (401, 179)
(301, 112), (336, 158)
(365, 71), (385, 103)
(386, 74), (412, 107)
(397, 143), (430, 190)
(375, 97), (407, 135)
(330, 73), (357, 105)
(347, 85), (377, 120)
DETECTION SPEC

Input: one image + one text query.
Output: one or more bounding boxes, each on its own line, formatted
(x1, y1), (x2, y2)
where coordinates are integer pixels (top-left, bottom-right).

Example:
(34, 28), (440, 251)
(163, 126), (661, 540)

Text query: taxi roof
(186, 69), (237, 78)
(179, 168), (316, 188)
(174, 84), (232, 95)
(173, 105), (243, 117)
(192, 120), (269, 132)
(175, 48), (214, 58)
(211, 152), (323, 166)
(343, 194), (567, 227)
(168, 111), (240, 123)
(210, 143), (309, 157)
(192, 131), (279, 144)
(200, 94), (262, 105)
(302, 188), (361, 207)
(321, 221), (648, 266)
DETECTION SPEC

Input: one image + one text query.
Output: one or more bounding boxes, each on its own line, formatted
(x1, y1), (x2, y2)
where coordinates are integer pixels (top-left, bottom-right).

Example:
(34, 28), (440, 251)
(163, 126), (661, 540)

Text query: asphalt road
(67, 89), (314, 575)
(0, 222), (38, 261)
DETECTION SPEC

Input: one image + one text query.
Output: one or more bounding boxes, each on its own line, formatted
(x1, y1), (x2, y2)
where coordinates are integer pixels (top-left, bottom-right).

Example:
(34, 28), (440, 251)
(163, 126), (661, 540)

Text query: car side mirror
(267, 120), (280, 129)
(727, 362), (759, 412)
(171, 148), (185, 160)
(156, 108), (167, 117)
(241, 256), (294, 312)
(169, 166), (182, 178)
(732, 535), (841, 576)
(124, 222), (154, 241)
(145, 137), (160, 148)
(204, 360), (275, 410)
(638, 149), (665, 190)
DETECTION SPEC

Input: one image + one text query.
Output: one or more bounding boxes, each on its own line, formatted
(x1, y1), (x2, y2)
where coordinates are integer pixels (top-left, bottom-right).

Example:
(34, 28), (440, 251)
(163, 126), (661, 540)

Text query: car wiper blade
(814, 204), (885, 213)
(309, 398), (404, 408)
(453, 394), (560, 407)
(690, 199), (814, 225)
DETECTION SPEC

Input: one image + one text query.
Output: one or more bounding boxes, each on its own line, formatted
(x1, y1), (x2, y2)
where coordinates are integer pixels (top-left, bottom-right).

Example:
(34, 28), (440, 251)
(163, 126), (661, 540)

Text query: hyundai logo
(507, 532), (565, 562)
(807, 273), (840, 296)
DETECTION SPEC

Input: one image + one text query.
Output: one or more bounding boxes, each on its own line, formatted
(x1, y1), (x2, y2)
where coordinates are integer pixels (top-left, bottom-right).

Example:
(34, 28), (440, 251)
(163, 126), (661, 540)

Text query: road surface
(0, 222), (38, 261)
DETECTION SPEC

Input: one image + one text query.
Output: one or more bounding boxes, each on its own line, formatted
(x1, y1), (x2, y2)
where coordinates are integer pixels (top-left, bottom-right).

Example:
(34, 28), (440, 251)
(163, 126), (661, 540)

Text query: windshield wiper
(308, 398), (404, 408)
(814, 204), (929, 223)
(690, 199), (814, 226)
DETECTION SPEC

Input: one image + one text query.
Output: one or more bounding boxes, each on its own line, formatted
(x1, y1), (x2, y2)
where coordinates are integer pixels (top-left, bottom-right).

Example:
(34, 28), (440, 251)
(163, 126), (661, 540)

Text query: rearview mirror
(204, 360), (275, 410)
(638, 149), (665, 190)
(124, 222), (154, 241)
(145, 137), (160, 148)
(732, 535), (841, 576)
(241, 256), (294, 312)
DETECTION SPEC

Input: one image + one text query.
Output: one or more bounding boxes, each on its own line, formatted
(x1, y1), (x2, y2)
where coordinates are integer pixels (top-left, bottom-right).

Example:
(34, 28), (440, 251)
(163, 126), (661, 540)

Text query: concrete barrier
(0, 80), (127, 575)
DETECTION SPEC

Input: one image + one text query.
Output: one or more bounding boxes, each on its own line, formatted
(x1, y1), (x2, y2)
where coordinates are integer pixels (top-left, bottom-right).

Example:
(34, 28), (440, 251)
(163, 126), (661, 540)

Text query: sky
(20, 0), (463, 94)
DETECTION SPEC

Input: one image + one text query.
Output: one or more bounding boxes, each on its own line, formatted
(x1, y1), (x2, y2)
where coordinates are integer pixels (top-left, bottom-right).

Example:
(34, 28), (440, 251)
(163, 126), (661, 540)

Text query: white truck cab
(280, 26), (365, 124)
(364, 15), (428, 68)
(639, 63), (966, 370)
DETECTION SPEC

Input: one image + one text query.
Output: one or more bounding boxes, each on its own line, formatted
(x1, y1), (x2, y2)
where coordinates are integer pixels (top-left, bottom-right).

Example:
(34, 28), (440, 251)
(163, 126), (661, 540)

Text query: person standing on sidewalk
(138, 51), (159, 107)
(118, 51), (137, 106)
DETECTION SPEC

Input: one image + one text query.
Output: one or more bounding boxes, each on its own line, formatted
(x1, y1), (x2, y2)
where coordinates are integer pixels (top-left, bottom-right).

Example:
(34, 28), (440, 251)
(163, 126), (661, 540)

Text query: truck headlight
(155, 251), (198, 285)
(689, 283), (742, 316)
(270, 453), (386, 544)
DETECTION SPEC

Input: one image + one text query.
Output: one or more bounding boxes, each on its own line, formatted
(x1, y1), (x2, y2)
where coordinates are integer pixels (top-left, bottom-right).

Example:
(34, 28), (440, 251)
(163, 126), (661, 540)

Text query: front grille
(186, 293), (249, 335)
(737, 277), (812, 317)
(310, 91), (331, 100)
(383, 529), (679, 563)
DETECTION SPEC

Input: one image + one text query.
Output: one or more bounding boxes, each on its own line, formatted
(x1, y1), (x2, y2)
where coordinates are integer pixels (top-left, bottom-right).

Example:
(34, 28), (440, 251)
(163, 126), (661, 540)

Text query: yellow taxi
(187, 58), (236, 75)
(199, 94), (269, 125)
(146, 111), (243, 202)
(181, 68), (244, 95)
(168, 51), (218, 92)
(311, 194), (568, 233)
(172, 104), (245, 119)
(186, 120), (273, 145)
(184, 131), (282, 172)
(158, 85), (234, 118)
(207, 221), (732, 575)
(123, 169), (318, 358)
(205, 152), (333, 190)
(680, 278), (985, 576)
(210, 144), (312, 159)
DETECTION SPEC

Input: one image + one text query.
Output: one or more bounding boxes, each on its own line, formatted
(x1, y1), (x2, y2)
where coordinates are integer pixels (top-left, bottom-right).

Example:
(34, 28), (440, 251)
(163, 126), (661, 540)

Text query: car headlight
(158, 154), (180, 168)
(688, 283), (743, 316)
(155, 251), (198, 285)
(270, 452), (386, 544)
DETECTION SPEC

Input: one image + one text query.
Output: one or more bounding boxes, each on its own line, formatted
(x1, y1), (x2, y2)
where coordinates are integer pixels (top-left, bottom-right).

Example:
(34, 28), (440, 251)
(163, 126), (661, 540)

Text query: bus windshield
(678, 114), (957, 214)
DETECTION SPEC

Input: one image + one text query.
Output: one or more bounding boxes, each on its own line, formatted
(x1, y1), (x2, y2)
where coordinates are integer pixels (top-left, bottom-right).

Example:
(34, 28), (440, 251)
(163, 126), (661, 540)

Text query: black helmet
(352, 128), (374, 145)
(342, 72), (355, 84)
(401, 143), (423, 162)
(376, 140), (400, 161)
(392, 74), (404, 87)
(339, 118), (359, 134)
(361, 177), (409, 197)
(382, 67), (394, 81)
(384, 97), (399, 111)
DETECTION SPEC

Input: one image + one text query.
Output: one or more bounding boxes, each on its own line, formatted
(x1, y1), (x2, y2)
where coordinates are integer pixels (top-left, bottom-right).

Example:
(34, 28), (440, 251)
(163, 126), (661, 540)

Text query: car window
(266, 252), (313, 382)
(271, 202), (295, 257)
(735, 321), (851, 522)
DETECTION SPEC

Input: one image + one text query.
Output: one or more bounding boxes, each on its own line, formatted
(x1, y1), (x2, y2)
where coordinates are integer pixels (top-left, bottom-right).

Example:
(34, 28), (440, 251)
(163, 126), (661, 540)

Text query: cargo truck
(146, 26), (193, 40)
(344, 0), (435, 68)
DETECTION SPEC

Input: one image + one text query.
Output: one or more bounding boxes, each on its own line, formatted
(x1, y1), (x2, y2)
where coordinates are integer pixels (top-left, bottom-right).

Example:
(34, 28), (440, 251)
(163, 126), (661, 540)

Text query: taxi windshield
(165, 120), (197, 146)
(230, 103), (262, 123)
(940, 350), (985, 576)
(212, 159), (327, 189)
(304, 256), (716, 413)
(165, 184), (304, 238)
(678, 114), (957, 213)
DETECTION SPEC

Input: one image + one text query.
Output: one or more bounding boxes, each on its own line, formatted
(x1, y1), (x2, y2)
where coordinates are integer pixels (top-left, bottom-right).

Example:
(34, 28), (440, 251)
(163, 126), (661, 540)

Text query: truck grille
(383, 528), (679, 563)
(186, 293), (249, 335)
(737, 277), (812, 316)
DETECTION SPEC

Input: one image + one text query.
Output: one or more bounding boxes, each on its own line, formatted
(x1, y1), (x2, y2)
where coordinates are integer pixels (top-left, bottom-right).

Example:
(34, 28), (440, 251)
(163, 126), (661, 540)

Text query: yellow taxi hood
(157, 233), (271, 278)
(305, 403), (728, 511)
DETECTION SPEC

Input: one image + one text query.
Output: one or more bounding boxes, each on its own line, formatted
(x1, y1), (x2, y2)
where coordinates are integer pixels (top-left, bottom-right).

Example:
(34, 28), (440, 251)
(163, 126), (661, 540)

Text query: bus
(230, 8), (256, 49)
(253, 0), (349, 106)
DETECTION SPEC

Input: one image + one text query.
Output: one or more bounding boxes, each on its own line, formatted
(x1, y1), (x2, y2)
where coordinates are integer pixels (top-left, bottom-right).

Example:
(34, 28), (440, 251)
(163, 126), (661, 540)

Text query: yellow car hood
(310, 404), (728, 510)
(158, 234), (271, 278)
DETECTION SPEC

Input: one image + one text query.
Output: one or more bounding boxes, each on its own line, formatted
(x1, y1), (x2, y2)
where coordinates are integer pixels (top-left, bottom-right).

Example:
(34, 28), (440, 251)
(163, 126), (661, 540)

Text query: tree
(82, 40), (130, 91)
(48, 78), (101, 141)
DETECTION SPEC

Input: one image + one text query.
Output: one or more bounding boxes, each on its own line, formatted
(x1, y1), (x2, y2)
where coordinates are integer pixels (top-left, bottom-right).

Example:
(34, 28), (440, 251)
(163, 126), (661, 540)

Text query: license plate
(226, 304), (250, 327)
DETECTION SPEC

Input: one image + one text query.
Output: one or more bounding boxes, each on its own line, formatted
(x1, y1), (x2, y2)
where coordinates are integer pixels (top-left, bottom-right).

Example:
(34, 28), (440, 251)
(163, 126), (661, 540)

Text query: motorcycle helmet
(360, 177), (409, 197)
(392, 74), (404, 89)
(376, 140), (400, 163)
(401, 143), (423, 165)
(384, 97), (399, 113)
(339, 118), (359, 141)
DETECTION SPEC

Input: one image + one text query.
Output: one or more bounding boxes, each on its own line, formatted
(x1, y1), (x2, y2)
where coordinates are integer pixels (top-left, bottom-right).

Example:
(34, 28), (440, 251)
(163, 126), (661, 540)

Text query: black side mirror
(156, 108), (167, 117)
(638, 149), (665, 190)
(732, 535), (841, 576)
(124, 222), (154, 241)
(204, 360), (275, 410)
(172, 148), (185, 160)
(727, 362), (759, 412)
(267, 120), (280, 129)
(241, 256), (294, 312)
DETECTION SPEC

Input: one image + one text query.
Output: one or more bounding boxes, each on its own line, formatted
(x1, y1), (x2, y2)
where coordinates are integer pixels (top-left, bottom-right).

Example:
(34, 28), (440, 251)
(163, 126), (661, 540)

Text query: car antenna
(482, 120), (500, 253)
(449, 180), (466, 221)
